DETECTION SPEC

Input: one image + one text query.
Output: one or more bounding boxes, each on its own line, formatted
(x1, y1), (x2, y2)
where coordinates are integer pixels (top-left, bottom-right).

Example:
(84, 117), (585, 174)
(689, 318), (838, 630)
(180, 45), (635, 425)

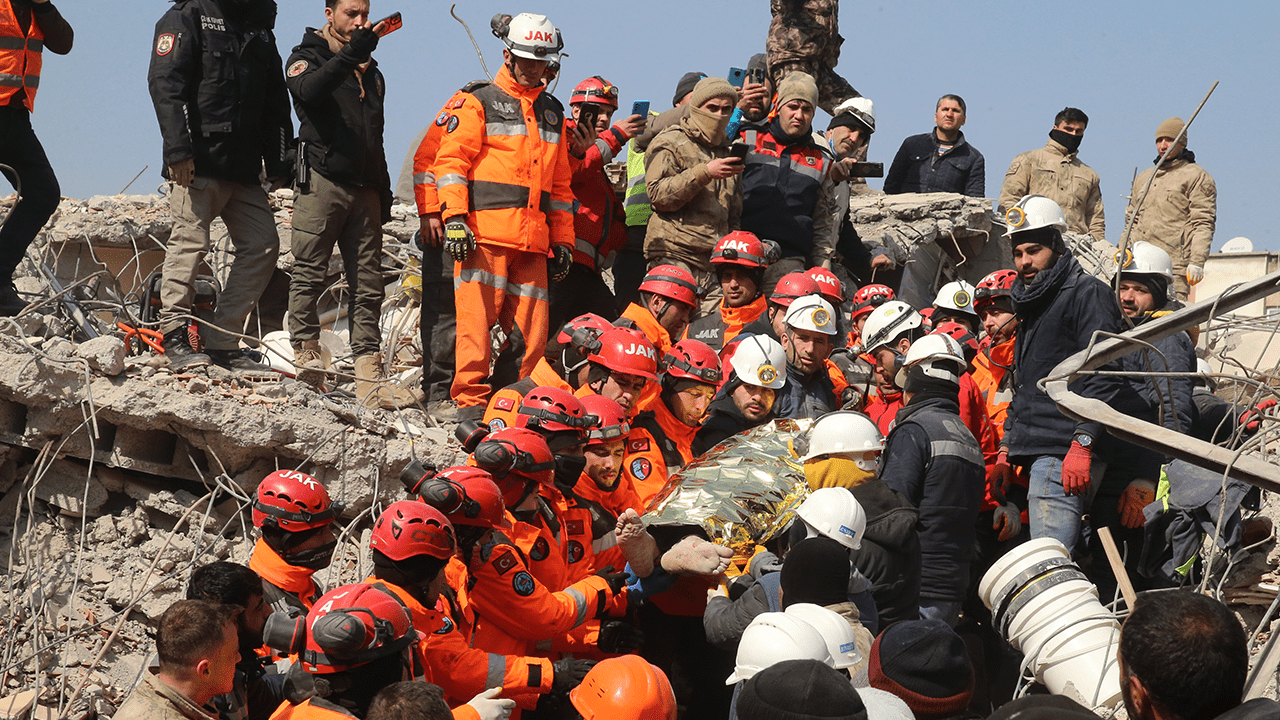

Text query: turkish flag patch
(629, 437), (650, 453)
(566, 519), (585, 536)
(495, 396), (516, 411)
(492, 549), (517, 576)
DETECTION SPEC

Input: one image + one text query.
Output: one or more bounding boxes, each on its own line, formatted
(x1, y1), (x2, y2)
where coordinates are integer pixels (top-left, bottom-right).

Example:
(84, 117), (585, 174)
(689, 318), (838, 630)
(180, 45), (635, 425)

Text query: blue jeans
(1028, 455), (1105, 554)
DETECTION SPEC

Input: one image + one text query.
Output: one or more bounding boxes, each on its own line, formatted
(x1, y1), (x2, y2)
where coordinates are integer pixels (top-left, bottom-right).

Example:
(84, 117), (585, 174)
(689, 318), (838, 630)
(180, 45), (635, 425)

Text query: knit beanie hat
(776, 72), (819, 109)
(986, 694), (1095, 720)
(673, 71), (707, 106)
(747, 53), (769, 78)
(1155, 116), (1186, 143)
(690, 76), (739, 109)
(868, 620), (974, 720)
(856, 688), (916, 720)
(1119, 271), (1170, 310)
(781, 537), (851, 608)
(738, 659), (868, 720)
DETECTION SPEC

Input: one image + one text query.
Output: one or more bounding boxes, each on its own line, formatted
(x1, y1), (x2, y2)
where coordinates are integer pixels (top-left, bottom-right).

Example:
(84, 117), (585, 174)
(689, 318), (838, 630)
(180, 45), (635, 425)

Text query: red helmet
(805, 267), (844, 305)
(851, 283), (895, 320)
(571, 76), (619, 110)
(932, 322), (979, 362)
(300, 584), (417, 674)
(974, 269), (1018, 310)
(711, 231), (769, 269)
(580, 395), (630, 445)
(588, 328), (659, 379)
(519, 386), (598, 435)
(472, 428), (556, 508)
(557, 313), (613, 346)
(369, 500), (456, 562)
(570, 655), (677, 720)
(770, 272), (822, 308)
(661, 340), (723, 385)
(417, 466), (512, 530)
(253, 470), (340, 531)
(639, 265), (699, 308)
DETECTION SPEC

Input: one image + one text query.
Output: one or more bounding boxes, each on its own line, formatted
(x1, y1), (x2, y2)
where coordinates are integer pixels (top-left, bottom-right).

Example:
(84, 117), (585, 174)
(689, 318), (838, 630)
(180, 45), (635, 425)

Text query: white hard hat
(1118, 240), (1175, 282)
(730, 334), (787, 390)
(860, 300), (922, 352)
(800, 411), (884, 469)
(795, 487), (868, 550)
(933, 280), (977, 318)
(894, 333), (966, 388)
(833, 97), (876, 134)
(501, 13), (563, 61)
(783, 295), (838, 336)
(784, 603), (863, 670)
(1005, 194), (1067, 236)
(727, 613), (832, 685)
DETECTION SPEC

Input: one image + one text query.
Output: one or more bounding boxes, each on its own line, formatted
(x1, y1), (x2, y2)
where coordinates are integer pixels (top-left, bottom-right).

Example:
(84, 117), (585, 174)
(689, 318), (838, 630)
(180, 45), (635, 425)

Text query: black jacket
(1005, 249), (1132, 462)
(737, 118), (832, 259)
(772, 361), (837, 420)
(286, 28), (391, 211)
(881, 393), (984, 604)
(1214, 699), (1280, 720)
(846, 481), (921, 627)
(693, 376), (775, 457)
(148, 0), (293, 184)
(883, 129), (985, 197)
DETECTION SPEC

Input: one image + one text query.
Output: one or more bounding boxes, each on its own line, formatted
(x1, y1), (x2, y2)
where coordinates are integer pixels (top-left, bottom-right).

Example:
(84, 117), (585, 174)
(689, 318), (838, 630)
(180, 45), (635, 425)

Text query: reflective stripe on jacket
(0, 1), (41, 111)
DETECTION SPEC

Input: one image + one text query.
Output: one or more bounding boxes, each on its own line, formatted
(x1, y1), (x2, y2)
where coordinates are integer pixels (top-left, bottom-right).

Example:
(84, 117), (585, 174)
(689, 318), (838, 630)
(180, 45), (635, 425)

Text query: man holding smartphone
(285, 0), (421, 408)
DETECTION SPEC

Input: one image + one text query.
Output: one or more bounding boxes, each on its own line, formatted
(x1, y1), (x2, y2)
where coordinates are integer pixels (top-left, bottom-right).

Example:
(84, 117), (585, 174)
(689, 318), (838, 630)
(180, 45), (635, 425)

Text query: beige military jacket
(999, 139), (1105, 241)
(1124, 155), (1217, 273)
(114, 672), (220, 720)
(643, 123), (743, 273)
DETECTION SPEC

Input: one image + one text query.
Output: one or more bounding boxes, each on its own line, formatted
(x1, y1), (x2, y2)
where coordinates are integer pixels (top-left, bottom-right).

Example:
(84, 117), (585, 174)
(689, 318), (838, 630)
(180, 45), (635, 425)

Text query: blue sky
(24, 0), (1280, 251)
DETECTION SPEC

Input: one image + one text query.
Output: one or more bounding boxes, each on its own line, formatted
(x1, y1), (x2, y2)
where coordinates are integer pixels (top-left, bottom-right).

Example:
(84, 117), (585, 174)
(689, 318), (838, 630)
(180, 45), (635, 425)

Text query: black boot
(161, 327), (210, 370)
(207, 347), (270, 372)
(0, 278), (26, 317)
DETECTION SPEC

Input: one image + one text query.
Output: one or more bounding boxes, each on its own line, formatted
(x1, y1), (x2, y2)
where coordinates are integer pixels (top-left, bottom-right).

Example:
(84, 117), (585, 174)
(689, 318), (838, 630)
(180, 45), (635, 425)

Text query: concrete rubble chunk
(32, 460), (109, 518)
(0, 689), (37, 720)
(75, 336), (127, 377)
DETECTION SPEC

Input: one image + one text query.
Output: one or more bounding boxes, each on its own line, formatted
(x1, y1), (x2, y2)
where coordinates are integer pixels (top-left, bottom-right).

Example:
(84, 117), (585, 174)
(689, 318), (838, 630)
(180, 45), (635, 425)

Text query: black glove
(551, 658), (596, 695)
(444, 219), (477, 263)
(597, 620), (644, 654)
(346, 26), (379, 59)
(550, 245), (572, 282)
(594, 566), (628, 595)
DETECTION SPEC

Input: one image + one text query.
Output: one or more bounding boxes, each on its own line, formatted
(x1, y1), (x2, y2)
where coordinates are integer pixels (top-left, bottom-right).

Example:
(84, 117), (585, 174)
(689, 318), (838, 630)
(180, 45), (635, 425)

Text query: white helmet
(726, 613), (832, 685)
(800, 411), (884, 468)
(730, 335), (787, 390)
(1117, 240), (1175, 282)
(1005, 194), (1067, 236)
(795, 487), (868, 550)
(784, 603), (863, 670)
(496, 13), (563, 61)
(894, 333), (966, 388)
(933, 280), (977, 318)
(833, 97), (876, 134)
(783, 295), (838, 336)
(860, 300), (922, 353)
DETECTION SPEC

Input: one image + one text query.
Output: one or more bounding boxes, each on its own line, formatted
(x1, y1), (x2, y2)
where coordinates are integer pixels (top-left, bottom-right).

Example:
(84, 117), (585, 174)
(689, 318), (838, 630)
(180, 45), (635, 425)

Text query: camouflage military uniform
(767, 0), (858, 114)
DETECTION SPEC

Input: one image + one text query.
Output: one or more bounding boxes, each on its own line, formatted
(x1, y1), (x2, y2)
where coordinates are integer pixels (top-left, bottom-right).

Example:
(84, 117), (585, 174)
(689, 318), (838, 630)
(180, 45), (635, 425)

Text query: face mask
(804, 456), (875, 491)
(284, 539), (337, 571)
(1049, 128), (1082, 154)
(686, 105), (731, 146)
(554, 453), (587, 489)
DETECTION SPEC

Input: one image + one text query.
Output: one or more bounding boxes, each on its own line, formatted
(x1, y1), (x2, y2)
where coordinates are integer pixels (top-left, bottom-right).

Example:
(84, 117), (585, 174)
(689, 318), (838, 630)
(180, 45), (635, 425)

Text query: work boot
(354, 353), (424, 410)
(161, 326), (210, 371)
(293, 340), (327, 389)
(207, 347), (271, 373)
(0, 278), (26, 317)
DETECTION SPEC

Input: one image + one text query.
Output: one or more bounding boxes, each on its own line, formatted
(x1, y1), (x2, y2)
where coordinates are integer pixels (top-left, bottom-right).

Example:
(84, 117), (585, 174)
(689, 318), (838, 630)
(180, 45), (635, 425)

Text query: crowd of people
(0, 0), (1267, 719)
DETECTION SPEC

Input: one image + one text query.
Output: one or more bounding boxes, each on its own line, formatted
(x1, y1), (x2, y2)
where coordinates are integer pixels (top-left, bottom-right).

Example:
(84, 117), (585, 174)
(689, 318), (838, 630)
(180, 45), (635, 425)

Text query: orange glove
(1118, 479), (1156, 529)
(987, 450), (1015, 498)
(1061, 441), (1092, 496)
(1241, 399), (1277, 433)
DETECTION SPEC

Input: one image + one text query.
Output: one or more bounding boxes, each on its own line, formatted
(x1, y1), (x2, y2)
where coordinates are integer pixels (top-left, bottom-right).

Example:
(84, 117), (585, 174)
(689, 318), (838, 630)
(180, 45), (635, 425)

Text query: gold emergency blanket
(644, 418), (812, 553)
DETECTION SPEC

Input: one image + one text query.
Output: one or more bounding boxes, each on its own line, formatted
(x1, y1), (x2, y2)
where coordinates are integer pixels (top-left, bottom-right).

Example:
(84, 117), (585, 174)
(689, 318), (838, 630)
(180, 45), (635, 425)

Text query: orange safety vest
(0, 0), (43, 112)
(622, 400), (698, 508)
(434, 66), (573, 255)
(621, 302), (672, 414)
(972, 337), (1015, 435)
(684, 295), (766, 351)
(248, 538), (322, 614)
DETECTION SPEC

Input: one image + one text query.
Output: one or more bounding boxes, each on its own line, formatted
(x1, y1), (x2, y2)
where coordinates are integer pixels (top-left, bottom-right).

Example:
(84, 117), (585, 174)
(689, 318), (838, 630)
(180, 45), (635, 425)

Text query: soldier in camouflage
(766, 0), (858, 114)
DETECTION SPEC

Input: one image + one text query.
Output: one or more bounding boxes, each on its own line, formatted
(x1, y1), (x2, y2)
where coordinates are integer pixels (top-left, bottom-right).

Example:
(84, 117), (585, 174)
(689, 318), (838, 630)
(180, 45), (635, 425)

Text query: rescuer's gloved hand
(1241, 398), (1278, 433)
(444, 219), (476, 263)
(466, 688), (515, 720)
(1061, 440), (1092, 496)
(551, 658), (596, 695)
(992, 503), (1022, 542)
(346, 26), (380, 60)
(623, 565), (677, 601)
(1186, 264), (1204, 285)
(550, 245), (572, 282)
(988, 450), (1016, 498)
(594, 565), (629, 595)
(597, 619), (644, 654)
(1118, 479), (1157, 529)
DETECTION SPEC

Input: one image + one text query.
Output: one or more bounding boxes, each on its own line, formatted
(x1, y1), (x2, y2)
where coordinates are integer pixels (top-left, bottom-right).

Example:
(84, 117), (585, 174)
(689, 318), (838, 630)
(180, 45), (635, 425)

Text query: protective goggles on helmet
(853, 293), (890, 313)
(663, 355), (723, 384)
(253, 499), (344, 527)
(588, 419), (630, 442)
(973, 285), (1012, 302)
(519, 404), (600, 430)
(417, 478), (485, 522)
(473, 440), (556, 479)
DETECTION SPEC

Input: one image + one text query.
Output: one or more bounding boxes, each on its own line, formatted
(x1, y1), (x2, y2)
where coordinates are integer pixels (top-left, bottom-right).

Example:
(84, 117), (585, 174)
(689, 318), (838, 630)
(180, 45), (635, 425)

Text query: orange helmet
(711, 231), (769, 269)
(639, 265), (699, 308)
(661, 340), (723, 385)
(770, 272), (822, 309)
(369, 501), (456, 562)
(932, 322), (979, 363)
(580, 394), (630, 445)
(519, 386), (598, 435)
(851, 283), (894, 321)
(570, 655), (678, 720)
(300, 584), (417, 674)
(417, 466), (512, 530)
(588, 327), (659, 379)
(571, 76), (619, 110)
(974, 269), (1018, 310)
(253, 469), (340, 531)
(473, 428), (556, 507)
(805, 267), (844, 306)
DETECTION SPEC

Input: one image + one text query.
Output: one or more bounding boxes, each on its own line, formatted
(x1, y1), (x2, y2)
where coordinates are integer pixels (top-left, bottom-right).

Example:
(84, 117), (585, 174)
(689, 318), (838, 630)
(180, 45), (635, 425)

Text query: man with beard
(883, 95), (984, 197)
(772, 295), (839, 420)
(1002, 195), (1130, 554)
(999, 108), (1105, 242)
(693, 334), (787, 456)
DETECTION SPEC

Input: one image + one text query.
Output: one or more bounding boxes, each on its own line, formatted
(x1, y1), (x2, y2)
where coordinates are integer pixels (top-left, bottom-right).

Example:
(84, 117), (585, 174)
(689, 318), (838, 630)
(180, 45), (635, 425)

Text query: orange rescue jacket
(0, 1), (42, 112)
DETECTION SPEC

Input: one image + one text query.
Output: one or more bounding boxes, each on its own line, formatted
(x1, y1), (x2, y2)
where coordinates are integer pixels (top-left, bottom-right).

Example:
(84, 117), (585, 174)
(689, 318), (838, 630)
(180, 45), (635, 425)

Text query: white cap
(1118, 240), (1175, 282)
(730, 334), (787, 390)
(784, 603), (863, 670)
(501, 13), (563, 61)
(784, 295), (838, 336)
(833, 97), (876, 134)
(933, 280), (977, 317)
(1006, 194), (1067, 236)
(894, 333), (966, 388)
(795, 487), (868, 550)
(800, 410), (884, 469)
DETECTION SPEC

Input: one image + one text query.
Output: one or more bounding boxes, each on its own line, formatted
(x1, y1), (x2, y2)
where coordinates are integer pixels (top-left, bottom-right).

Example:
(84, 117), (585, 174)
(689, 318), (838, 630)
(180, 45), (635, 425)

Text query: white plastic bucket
(979, 537), (1072, 611)
(1035, 615), (1123, 708)
(1005, 579), (1097, 646)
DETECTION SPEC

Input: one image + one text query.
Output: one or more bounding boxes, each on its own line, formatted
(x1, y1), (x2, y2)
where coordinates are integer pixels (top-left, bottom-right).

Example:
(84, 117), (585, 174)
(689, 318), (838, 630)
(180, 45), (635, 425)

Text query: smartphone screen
(728, 67), (746, 89)
(374, 12), (402, 37)
(631, 101), (650, 118)
(729, 143), (749, 159)
(578, 103), (600, 131)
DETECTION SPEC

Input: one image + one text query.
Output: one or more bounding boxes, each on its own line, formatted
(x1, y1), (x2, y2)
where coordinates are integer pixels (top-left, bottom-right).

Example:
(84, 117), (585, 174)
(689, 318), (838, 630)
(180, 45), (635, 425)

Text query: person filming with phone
(284, 0), (421, 408)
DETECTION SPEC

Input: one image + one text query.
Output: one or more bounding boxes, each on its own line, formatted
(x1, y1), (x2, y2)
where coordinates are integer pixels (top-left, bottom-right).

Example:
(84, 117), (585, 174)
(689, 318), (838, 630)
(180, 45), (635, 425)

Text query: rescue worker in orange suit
(621, 264), (698, 412)
(465, 428), (637, 659)
(576, 326), (659, 418)
(249, 469), (341, 615)
(433, 13), (574, 422)
(577, 394), (644, 522)
(684, 232), (773, 352)
(548, 76), (646, 331)
(365, 500), (595, 714)
(0, 0), (71, 316)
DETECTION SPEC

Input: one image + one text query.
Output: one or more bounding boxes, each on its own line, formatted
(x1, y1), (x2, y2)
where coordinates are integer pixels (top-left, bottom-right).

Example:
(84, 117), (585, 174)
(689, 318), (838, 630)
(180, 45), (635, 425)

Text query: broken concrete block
(75, 336), (127, 376)
(33, 460), (108, 517)
(0, 689), (37, 720)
